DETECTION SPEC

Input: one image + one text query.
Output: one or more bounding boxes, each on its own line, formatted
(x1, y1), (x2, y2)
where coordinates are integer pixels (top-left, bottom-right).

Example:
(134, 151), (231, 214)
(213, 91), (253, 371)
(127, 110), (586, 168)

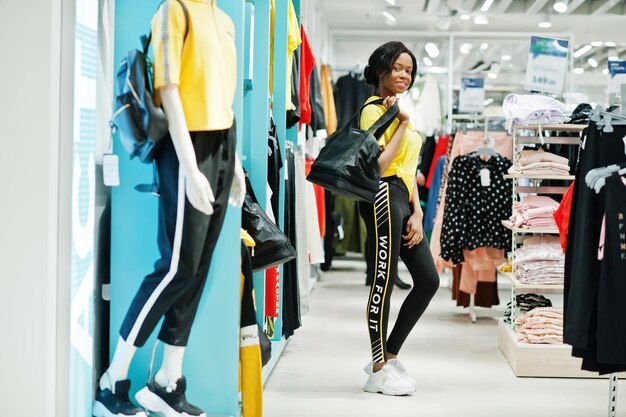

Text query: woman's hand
(381, 96), (409, 123)
(403, 212), (424, 248)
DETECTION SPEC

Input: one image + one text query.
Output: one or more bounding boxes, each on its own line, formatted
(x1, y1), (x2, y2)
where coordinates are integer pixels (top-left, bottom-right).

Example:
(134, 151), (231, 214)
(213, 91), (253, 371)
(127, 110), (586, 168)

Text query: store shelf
(514, 124), (587, 133)
(501, 220), (559, 234)
(504, 173), (575, 180)
(514, 136), (581, 145)
(503, 271), (564, 294)
(498, 320), (612, 378)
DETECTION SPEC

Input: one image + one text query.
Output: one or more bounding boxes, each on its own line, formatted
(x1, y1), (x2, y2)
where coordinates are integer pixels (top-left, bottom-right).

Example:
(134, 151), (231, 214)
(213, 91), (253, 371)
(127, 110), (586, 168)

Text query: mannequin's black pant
(120, 126), (236, 347)
(359, 177), (439, 363)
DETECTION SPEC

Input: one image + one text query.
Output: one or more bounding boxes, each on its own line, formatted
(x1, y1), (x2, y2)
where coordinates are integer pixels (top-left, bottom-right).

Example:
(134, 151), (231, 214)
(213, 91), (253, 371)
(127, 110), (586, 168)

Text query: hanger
(586, 162), (626, 193)
(590, 105), (626, 133)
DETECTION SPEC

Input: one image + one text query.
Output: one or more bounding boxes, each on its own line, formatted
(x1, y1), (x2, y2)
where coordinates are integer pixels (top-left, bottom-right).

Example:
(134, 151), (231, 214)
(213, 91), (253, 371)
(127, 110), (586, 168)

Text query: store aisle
(264, 259), (624, 417)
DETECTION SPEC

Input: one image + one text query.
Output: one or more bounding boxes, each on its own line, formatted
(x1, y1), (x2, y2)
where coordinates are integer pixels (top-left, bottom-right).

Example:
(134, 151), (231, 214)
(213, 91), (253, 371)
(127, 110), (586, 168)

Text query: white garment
(305, 181), (325, 265)
(294, 152), (310, 314)
(503, 94), (567, 133)
(404, 75), (442, 136)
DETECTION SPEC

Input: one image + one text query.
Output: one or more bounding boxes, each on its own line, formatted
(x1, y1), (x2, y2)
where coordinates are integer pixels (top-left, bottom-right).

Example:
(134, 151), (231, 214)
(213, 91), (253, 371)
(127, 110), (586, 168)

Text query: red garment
(264, 266), (280, 317)
(426, 134), (450, 188)
(553, 181), (575, 253)
(305, 157), (325, 236)
(298, 25), (315, 129)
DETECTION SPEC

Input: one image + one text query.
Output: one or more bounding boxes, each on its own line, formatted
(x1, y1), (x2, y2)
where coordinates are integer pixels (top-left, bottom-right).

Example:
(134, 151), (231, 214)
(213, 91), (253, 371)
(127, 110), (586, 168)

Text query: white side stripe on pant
(126, 167), (186, 345)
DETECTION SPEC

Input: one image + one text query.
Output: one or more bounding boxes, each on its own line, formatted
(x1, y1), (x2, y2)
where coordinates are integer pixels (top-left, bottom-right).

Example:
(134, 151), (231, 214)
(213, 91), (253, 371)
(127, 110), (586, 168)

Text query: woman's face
(380, 52), (413, 95)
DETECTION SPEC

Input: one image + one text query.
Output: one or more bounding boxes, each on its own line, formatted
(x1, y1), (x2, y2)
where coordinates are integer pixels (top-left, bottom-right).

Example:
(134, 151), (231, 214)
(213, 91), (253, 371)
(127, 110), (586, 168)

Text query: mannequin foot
(93, 379), (147, 417)
(135, 376), (206, 417)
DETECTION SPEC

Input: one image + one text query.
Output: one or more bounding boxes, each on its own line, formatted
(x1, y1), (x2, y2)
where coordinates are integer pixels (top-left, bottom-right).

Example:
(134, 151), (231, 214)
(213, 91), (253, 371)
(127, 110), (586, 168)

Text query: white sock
(154, 343), (185, 388)
(100, 336), (137, 394)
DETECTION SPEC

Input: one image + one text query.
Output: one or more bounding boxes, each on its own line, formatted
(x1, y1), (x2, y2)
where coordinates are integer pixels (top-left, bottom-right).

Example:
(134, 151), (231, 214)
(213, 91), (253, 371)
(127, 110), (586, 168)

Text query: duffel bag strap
(340, 98), (401, 139)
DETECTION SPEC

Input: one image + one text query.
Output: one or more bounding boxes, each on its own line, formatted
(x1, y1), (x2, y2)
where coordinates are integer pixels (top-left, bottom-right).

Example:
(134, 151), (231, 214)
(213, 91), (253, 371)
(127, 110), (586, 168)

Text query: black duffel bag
(306, 98), (400, 203)
(242, 176), (296, 272)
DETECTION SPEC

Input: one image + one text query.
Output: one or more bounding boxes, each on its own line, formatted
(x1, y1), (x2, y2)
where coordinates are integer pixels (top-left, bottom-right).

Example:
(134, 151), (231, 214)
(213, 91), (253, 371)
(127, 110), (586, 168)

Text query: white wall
(0, 0), (72, 416)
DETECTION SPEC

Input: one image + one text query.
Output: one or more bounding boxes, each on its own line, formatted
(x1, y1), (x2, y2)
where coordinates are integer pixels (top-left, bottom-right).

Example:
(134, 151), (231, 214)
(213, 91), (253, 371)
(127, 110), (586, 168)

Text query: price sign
(459, 77), (485, 113)
(524, 36), (569, 95)
(608, 60), (626, 94)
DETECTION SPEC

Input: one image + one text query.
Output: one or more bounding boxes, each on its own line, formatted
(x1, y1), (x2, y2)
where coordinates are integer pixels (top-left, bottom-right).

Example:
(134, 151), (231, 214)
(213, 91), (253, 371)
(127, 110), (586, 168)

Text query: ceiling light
(538, 15), (552, 28)
(553, 0), (569, 13)
(587, 58), (598, 68)
(385, 0), (396, 5)
(487, 72), (498, 79)
(425, 42), (440, 58)
(423, 57), (433, 67)
(573, 44), (592, 58)
(484, 98), (495, 106)
(481, 0), (495, 12)
(501, 54), (512, 61)
(609, 49), (619, 61)
(473, 14), (489, 25)
(603, 68), (610, 75)
(573, 67), (584, 75)
(480, 43), (489, 50)
(459, 43), (473, 54)
(382, 11), (396, 22)
(591, 41), (603, 47)
(604, 41), (617, 47)
(460, 14), (471, 20)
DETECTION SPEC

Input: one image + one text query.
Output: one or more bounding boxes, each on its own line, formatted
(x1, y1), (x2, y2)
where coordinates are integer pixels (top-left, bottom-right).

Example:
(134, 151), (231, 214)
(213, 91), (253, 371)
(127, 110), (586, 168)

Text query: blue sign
(462, 77), (485, 89)
(459, 77), (485, 113)
(525, 36), (570, 94)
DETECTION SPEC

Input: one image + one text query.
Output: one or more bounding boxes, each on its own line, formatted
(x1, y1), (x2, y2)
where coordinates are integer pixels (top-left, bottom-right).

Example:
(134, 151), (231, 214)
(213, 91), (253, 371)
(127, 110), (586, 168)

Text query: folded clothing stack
(510, 195), (559, 229)
(513, 236), (564, 285)
(503, 293), (552, 324)
(503, 94), (567, 133)
(508, 149), (570, 176)
(515, 307), (564, 344)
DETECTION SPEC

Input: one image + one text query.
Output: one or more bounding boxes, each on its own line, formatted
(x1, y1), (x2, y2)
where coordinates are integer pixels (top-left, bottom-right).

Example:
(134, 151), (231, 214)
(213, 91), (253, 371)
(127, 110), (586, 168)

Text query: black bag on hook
(306, 98), (400, 203)
(242, 176), (296, 272)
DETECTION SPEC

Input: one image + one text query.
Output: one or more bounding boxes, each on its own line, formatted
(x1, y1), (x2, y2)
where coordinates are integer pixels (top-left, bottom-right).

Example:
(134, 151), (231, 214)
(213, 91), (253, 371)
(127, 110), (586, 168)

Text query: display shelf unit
(497, 320), (610, 379)
(501, 220), (559, 234)
(500, 124), (580, 378)
(502, 272), (564, 294)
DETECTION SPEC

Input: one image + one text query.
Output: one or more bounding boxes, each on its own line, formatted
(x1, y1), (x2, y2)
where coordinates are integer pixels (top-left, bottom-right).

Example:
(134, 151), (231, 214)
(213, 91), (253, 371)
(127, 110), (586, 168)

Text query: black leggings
(359, 177), (439, 363)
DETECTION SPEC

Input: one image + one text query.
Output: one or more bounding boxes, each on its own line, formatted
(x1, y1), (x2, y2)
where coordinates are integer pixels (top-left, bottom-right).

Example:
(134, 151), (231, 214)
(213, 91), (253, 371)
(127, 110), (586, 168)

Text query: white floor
(264, 259), (625, 417)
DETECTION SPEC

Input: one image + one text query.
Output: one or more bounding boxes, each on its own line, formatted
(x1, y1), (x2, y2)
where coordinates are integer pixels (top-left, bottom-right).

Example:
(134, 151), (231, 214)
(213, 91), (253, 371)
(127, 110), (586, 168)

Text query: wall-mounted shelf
(501, 220), (559, 234)
(514, 124), (587, 133)
(504, 173), (575, 180)
(503, 271), (564, 294)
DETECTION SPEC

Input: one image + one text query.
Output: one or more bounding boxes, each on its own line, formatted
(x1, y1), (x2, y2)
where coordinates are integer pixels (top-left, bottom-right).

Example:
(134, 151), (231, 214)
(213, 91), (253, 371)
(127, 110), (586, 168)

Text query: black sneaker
(135, 376), (206, 417)
(93, 379), (147, 417)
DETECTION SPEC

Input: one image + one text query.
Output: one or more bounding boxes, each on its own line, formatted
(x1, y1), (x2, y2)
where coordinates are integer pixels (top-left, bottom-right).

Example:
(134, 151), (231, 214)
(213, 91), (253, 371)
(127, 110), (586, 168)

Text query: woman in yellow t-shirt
(359, 41), (439, 396)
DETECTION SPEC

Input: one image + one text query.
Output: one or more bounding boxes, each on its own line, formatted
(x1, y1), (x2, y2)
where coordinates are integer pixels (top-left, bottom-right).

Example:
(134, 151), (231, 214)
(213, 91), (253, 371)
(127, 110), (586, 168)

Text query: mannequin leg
(154, 343), (185, 387)
(100, 336), (137, 393)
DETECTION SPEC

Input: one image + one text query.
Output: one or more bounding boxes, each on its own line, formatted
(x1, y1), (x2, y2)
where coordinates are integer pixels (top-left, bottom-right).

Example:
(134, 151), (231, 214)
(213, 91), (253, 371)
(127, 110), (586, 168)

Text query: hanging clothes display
(319, 64), (337, 135)
(334, 72), (371, 129)
(426, 134), (450, 189)
(423, 155), (445, 234)
(267, 121), (283, 218)
(294, 150), (311, 314)
(440, 153), (512, 264)
(287, 49), (301, 128)
(308, 64), (327, 133)
(564, 121), (626, 374)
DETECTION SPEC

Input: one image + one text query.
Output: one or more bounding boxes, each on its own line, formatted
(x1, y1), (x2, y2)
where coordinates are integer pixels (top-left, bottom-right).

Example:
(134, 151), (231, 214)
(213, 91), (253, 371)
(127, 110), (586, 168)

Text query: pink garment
(515, 307), (564, 344)
(430, 131), (513, 270)
(510, 196), (559, 229)
(459, 247), (507, 294)
(518, 149), (570, 167)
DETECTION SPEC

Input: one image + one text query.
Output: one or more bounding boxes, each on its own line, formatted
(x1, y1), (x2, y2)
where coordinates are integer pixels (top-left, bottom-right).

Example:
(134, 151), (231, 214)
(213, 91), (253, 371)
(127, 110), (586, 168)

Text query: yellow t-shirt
(359, 96), (422, 201)
(152, 0), (237, 132)
(269, 0), (301, 110)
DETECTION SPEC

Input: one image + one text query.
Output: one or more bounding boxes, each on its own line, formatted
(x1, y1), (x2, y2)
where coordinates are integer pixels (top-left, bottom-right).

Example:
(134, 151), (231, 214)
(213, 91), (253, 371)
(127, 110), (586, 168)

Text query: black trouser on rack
(120, 126), (236, 347)
(359, 177), (439, 363)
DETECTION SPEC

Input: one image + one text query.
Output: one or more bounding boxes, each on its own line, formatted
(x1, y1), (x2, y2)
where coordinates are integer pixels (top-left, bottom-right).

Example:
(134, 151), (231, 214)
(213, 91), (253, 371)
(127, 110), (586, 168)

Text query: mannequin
(93, 2), (244, 417)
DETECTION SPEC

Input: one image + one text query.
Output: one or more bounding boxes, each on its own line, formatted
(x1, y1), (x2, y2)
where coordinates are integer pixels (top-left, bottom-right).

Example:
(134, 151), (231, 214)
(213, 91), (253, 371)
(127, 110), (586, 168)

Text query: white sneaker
(363, 363), (416, 396)
(387, 358), (417, 387)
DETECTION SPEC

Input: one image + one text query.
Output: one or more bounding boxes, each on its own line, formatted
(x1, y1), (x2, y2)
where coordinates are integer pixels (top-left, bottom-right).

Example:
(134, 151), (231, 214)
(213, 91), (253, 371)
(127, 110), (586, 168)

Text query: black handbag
(306, 98), (400, 203)
(258, 324), (272, 366)
(242, 176), (296, 272)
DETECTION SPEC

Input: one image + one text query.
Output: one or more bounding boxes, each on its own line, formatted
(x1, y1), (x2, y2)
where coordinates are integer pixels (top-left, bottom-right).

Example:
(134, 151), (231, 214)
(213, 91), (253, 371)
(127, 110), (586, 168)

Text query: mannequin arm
(160, 85), (215, 215)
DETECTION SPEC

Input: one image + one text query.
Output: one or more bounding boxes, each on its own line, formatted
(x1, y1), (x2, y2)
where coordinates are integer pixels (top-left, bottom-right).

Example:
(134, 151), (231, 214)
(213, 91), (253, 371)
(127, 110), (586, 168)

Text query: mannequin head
(363, 41), (417, 97)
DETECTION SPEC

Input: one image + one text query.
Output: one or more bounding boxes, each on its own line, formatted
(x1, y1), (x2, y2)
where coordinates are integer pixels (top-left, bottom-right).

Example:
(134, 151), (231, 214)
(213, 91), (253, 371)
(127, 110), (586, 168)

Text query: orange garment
(460, 248), (507, 294)
(319, 64), (337, 134)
